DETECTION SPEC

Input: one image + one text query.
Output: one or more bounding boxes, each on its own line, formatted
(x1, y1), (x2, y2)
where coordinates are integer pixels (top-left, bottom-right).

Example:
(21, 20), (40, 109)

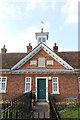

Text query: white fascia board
(11, 43), (74, 70)
(11, 69), (76, 74)
(42, 44), (74, 70)
(0, 69), (10, 71)
(0, 69), (11, 74)
(11, 44), (42, 70)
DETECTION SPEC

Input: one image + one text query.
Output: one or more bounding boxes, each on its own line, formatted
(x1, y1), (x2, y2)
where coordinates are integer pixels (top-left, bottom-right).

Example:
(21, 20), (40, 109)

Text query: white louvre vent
(30, 60), (37, 66)
(47, 60), (54, 65)
(38, 57), (45, 67)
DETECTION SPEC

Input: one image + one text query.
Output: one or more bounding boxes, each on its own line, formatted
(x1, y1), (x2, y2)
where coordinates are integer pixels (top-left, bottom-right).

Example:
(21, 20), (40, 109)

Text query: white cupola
(35, 28), (49, 45)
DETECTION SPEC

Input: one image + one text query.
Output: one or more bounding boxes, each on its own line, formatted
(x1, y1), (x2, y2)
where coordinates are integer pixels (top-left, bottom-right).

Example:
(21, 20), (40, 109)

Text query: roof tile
(0, 51), (80, 69)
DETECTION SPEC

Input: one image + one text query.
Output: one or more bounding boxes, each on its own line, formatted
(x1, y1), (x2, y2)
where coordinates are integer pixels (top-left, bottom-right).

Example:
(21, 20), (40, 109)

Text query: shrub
(56, 104), (66, 111)
(32, 93), (36, 101)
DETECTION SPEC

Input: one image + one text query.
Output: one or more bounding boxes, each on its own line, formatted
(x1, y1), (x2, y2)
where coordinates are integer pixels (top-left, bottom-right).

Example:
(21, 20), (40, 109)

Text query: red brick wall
(0, 73), (79, 104)
(51, 74), (79, 104)
(20, 50), (65, 69)
(2, 74), (25, 101)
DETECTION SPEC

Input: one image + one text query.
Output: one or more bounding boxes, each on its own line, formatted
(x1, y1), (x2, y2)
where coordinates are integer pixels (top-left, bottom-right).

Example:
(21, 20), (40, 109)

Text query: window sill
(23, 91), (30, 94)
(24, 91), (28, 93)
(47, 65), (54, 66)
(51, 92), (60, 94)
(0, 91), (6, 93)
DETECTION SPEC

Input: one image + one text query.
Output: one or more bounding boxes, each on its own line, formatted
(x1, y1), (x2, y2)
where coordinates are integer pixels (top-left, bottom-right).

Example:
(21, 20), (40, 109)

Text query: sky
(0, 0), (79, 53)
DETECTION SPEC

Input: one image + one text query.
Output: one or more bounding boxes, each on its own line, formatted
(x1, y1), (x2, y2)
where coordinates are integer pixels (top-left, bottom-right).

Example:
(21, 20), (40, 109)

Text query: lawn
(57, 104), (80, 119)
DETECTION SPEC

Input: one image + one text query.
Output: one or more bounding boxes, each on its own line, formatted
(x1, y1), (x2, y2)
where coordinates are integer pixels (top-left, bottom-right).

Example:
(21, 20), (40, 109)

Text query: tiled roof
(0, 53), (27, 69)
(57, 51), (80, 69)
(0, 51), (80, 69)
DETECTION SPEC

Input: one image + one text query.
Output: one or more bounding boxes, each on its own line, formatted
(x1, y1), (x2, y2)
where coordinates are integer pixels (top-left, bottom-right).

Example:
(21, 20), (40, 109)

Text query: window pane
(38, 37), (41, 42)
(0, 83), (1, 90)
(26, 78), (30, 82)
(42, 37), (46, 42)
(1, 83), (5, 90)
(2, 78), (6, 82)
(52, 78), (58, 93)
(53, 78), (57, 82)
(0, 77), (7, 92)
(53, 83), (57, 91)
(26, 83), (30, 92)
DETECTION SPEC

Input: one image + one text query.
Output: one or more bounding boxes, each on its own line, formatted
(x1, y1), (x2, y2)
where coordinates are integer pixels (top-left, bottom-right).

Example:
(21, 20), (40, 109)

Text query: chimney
(53, 43), (58, 53)
(27, 43), (32, 53)
(1, 45), (7, 54)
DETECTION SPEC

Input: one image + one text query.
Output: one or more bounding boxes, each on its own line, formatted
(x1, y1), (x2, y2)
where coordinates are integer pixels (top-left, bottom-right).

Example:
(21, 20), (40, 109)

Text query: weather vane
(41, 21), (45, 32)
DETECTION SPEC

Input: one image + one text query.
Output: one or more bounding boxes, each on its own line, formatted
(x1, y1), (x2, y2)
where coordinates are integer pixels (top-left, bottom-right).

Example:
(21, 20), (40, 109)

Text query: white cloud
(0, 21), (50, 52)
(0, 0), (23, 20)
(0, 0), (57, 20)
(25, 0), (36, 12)
(0, 22), (9, 46)
(61, 0), (79, 24)
(0, 25), (39, 52)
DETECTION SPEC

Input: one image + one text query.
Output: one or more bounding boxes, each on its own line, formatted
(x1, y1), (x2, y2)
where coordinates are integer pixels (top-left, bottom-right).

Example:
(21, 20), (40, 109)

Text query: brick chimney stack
(53, 43), (58, 53)
(1, 45), (7, 54)
(27, 43), (32, 53)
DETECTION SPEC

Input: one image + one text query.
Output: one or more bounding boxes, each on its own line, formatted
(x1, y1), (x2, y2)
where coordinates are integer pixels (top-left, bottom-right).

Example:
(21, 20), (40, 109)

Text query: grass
(57, 104), (80, 119)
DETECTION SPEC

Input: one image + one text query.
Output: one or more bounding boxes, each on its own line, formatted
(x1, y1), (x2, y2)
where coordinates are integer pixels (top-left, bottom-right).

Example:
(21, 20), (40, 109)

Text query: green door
(37, 78), (46, 101)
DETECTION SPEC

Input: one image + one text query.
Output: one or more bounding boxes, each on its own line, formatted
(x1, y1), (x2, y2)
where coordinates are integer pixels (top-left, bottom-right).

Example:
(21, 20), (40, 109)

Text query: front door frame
(35, 77), (48, 102)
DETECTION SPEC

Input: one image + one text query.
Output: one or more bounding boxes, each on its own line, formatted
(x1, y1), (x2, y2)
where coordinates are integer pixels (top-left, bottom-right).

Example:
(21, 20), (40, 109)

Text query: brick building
(0, 29), (80, 104)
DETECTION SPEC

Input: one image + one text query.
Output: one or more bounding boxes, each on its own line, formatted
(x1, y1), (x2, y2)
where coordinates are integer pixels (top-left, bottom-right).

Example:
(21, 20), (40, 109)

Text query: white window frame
(25, 77), (31, 93)
(52, 77), (59, 94)
(30, 60), (37, 66)
(38, 57), (45, 67)
(38, 36), (47, 43)
(78, 77), (80, 94)
(0, 77), (7, 93)
(47, 60), (54, 65)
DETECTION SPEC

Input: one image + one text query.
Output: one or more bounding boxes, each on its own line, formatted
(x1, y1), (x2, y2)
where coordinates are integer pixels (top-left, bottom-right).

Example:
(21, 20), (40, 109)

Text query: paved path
(32, 102), (50, 119)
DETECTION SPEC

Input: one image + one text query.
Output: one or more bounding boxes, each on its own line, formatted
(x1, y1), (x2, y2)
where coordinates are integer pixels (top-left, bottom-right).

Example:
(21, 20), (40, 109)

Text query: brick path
(32, 102), (50, 119)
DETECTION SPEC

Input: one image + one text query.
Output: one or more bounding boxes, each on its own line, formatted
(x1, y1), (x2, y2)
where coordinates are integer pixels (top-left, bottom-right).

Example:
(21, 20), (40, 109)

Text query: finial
(3, 45), (6, 48)
(41, 21), (44, 30)
(41, 28), (43, 32)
